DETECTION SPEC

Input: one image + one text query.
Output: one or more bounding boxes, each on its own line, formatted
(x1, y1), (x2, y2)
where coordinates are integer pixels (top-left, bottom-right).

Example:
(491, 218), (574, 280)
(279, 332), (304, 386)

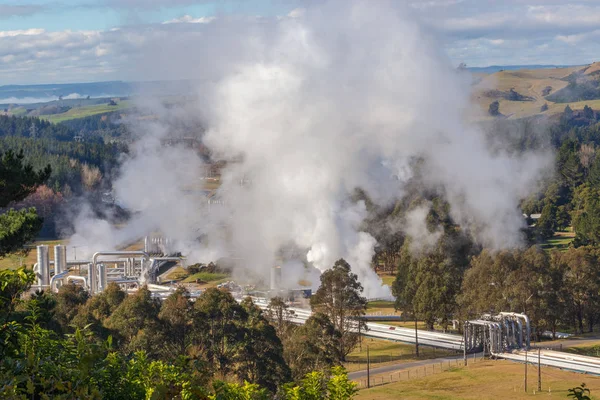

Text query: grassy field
(355, 359), (600, 399)
(379, 274), (394, 286)
(183, 271), (229, 283)
(471, 63), (600, 119)
(345, 338), (455, 372)
(0, 239), (66, 270)
(540, 229), (575, 252)
(42, 101), (131, 123)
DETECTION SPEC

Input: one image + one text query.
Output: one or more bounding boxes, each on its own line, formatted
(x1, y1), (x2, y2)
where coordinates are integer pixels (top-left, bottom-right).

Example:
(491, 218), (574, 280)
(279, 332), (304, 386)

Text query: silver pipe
(36, 245), (50, 287)
(98, 264), (107, 292)
(50, 270), (70, 293)
(500, 312), (530, 348)
(87, 263), (95, 293)
(53, 245), (67, 275)
(66, 275), (88, 287)
(91, 251), (149, 293)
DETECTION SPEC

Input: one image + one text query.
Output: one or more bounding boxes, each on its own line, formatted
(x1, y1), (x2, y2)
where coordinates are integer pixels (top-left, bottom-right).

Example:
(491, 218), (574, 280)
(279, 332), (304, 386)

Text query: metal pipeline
(500, 312), (530, 348)
(49, 270), (70, 293)
(66, 275), (88, 287)
(91, 251), (149, 294)
(36, 245), (50, 287)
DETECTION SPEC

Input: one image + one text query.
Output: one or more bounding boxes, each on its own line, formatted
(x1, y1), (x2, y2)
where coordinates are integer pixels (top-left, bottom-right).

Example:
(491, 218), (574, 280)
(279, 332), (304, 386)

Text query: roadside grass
(367, 300), (397, 311)
(355, 359), (600, 399)
(565, 343), (600, 357)
(344, 338), (456, 372)
(42, 101), (131, 123)
(0, 239), (65, 270)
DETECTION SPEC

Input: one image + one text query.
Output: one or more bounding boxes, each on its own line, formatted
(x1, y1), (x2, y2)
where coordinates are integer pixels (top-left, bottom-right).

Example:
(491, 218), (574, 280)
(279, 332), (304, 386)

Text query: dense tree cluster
(0, 270), (359, 399)
(0, 150), (50, 255)
(61, 111), (131, 142)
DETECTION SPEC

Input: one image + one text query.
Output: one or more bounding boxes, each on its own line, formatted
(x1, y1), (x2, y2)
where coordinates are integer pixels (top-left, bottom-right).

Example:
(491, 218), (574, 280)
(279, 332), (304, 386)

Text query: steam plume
(68, 1), (551, 297)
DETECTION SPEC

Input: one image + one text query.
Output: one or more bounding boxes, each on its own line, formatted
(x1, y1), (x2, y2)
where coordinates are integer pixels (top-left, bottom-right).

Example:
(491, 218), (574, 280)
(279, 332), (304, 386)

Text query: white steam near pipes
(66, 1), (552, 298)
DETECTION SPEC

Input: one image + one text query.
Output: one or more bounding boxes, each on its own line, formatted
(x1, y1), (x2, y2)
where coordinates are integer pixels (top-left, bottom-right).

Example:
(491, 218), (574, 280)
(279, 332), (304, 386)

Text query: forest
(0, 264), (362, 399)
(387, 104), (600, 338)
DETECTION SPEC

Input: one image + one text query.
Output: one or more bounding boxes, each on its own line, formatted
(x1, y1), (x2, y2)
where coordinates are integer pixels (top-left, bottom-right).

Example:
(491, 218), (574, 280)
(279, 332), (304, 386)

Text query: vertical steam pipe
(98, 264), (107, 292)
(53, 245), (67, 275)
(87, 263), (95, 293)
(37, 245), (50, 287)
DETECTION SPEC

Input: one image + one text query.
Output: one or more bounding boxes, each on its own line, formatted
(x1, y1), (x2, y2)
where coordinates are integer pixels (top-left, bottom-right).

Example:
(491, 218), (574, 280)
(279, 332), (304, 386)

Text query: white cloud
(162, 15), (216, 24)
(3, 1), (600, 83)
(287, 8), (305, 18)
(0, 29), (45, 38)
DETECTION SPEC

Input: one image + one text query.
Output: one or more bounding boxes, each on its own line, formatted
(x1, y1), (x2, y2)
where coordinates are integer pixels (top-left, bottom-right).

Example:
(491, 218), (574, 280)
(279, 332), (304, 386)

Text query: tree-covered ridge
(0, 115), (74, 141)
(60, 111), (131, 141)
(0, 134), (126, 193)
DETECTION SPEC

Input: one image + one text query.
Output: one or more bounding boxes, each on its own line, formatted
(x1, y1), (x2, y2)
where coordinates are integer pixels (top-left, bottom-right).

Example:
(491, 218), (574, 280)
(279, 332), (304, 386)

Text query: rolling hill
(472, 62), (600, 119)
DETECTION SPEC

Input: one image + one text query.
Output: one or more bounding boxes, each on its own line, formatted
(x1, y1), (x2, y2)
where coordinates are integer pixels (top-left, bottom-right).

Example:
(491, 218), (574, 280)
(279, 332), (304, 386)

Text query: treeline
(0, 114), (74, 141)
(521, 105), (600, 245)
(0, 262), (365, 399)
(60, 111), (131, 142)
(0, 129), (126, 194)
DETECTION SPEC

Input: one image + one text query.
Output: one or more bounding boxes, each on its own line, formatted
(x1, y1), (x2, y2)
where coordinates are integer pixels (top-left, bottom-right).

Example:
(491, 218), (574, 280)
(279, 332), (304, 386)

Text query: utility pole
(414, 314), (419, 357)
(538, 348), (541, 391)
(463, 322), (467, 366)
(524, 349), (528, 393)
(367, 345), (371, 389)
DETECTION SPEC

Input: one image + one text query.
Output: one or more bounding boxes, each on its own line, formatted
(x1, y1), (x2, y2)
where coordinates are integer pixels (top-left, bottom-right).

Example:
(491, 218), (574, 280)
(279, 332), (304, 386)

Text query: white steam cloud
(67, 1), (551, 298)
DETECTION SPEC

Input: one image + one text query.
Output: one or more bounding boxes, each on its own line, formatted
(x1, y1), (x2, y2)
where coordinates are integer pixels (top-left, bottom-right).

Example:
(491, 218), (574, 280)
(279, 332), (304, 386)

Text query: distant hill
(0, 79), (203, 106)
(471, 62), (600, 120)
(467, 65), (577, 74)
(0, 81), (133, 105)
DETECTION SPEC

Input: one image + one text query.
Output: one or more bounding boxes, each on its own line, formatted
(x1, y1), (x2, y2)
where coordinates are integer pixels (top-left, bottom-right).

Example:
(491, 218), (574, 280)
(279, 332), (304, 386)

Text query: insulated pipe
(500, 312), (530, 348)
(515, 318), (523, 348)
(50, 270), (70, 293)
(87, 263), (95, 293)
(97, 264), (107, 292)
(53, 245), (67, 275)
(36, 245), (50, 287)
(66, 275), (88, 287)
(91, 251), (149, 293)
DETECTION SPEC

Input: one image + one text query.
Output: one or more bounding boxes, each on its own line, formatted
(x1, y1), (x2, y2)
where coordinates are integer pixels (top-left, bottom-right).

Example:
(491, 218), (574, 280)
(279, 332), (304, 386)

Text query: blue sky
(1, 0), (600, 85)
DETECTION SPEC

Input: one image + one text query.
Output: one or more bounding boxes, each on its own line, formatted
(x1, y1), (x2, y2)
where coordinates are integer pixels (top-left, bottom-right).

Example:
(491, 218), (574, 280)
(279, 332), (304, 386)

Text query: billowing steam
(67, 1), (551, 297)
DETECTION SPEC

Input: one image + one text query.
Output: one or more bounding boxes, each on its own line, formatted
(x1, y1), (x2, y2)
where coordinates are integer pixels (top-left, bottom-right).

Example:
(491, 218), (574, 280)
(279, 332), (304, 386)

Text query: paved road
(348, 353), (483, 380)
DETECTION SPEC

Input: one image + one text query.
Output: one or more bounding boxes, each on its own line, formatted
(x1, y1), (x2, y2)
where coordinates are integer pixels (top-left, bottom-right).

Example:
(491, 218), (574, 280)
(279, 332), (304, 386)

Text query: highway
(246, 297), (600, 375)
(500, 349), (600, 375)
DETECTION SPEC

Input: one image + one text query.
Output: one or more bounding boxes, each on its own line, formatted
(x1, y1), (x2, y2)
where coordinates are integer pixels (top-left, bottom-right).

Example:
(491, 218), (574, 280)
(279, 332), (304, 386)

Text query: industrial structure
(33, 239), (182, 296)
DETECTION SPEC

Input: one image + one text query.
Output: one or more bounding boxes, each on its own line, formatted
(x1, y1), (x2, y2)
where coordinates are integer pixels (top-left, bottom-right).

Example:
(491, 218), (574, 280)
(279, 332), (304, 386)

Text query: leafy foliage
(310, 259), (367, 360)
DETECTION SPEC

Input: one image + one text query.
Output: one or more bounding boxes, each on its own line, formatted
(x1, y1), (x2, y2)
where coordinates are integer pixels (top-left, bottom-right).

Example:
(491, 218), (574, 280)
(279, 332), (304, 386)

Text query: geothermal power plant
(30, 242), (600, 375)
(34, 239), (182, 297)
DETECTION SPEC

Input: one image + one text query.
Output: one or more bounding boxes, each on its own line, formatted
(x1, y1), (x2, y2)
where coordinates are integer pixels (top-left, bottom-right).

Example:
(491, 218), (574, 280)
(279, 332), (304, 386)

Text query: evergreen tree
(536, 202), (557, 239)
(310, 259), (367, 360)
